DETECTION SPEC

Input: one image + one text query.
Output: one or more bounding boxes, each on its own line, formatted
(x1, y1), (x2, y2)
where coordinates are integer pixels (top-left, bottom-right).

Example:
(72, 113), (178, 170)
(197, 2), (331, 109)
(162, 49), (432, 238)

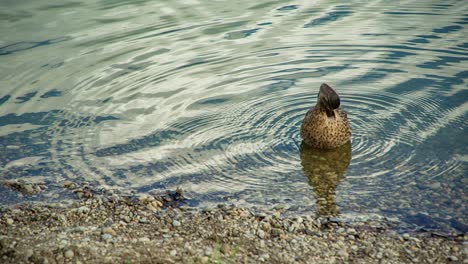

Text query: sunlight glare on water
(0, 0), (467, 233)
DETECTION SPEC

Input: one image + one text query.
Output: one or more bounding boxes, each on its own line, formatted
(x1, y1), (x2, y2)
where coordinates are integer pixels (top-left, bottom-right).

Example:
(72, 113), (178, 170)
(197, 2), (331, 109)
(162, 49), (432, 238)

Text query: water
(0, 0), (467, 233)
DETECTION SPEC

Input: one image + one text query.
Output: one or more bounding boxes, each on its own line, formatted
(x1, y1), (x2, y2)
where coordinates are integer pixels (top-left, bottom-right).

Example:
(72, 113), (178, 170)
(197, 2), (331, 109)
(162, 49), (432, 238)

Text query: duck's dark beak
(318, 83), (340, 117)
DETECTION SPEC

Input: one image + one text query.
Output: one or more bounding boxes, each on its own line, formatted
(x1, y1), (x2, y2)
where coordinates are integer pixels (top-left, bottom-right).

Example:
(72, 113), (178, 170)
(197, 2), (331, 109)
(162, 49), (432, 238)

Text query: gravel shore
(1, 181), (466, 263)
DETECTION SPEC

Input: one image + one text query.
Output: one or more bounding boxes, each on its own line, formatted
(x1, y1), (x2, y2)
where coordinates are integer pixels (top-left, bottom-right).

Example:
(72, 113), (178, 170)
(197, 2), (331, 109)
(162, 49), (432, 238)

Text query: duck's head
(317, 83), (340, 118)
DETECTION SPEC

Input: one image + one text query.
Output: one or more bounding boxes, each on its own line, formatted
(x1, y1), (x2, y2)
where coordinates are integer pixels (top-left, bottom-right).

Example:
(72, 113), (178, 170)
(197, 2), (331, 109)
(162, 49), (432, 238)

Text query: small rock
(71, 226), (87, 233)
(139, 194), (154, 202)
(256, 212), (267, 218)
(170, 250), (177, 256)
(146, 203), (158, 212)
(338, 249), (348, 259)
(257, 230), (266, 239)
(25, 249), (34, 259)
(139, 237), (150, 243)
(172, 220), (181, 227)
(448, 256), (458, 261)
(402, 233), (410, 240)
(64, 250), (74, 259)
(152, 200), (163, 207)
(6, 218), (14, 225)
(102, 234), (113, 241)
(77, 206), (90, 214)
(259, 240), (265, 248)
(23, 184), (34, 194)
(63, 181), (75, 188)
(102, 227), (117, 237)
(204, 247), (213, 256)
(220, 244), (230, 254)
(274, 204), (285, 210)
(139, 217), (147, 223)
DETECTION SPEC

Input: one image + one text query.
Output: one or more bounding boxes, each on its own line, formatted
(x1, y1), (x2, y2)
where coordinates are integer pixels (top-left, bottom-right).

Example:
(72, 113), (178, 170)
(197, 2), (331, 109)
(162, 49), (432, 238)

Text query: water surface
(1, 0), (467, 233)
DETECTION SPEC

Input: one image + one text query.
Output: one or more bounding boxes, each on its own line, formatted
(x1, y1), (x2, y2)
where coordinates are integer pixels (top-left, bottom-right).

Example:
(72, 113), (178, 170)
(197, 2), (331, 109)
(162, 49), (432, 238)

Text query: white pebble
(64, 249), (74, 259)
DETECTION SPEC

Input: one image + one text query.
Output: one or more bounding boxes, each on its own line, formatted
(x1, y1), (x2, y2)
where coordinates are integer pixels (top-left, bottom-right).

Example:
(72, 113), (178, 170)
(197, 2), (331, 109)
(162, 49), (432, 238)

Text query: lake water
(0, 0), (467, 234)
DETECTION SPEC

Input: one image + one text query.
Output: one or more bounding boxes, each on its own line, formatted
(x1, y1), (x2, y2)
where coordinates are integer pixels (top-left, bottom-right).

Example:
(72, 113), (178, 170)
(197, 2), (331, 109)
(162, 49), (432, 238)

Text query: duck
(300, 83), (351, 149)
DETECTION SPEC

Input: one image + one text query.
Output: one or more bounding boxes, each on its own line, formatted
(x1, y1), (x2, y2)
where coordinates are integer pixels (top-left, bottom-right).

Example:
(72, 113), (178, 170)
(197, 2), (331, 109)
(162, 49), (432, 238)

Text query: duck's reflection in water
(300, 141), (352, 216)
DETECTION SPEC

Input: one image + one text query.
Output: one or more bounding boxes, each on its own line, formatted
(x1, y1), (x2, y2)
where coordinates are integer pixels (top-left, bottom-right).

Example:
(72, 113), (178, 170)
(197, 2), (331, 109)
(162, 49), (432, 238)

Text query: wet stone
(172, 219), (181, 227)
(102, 234), (113, 241)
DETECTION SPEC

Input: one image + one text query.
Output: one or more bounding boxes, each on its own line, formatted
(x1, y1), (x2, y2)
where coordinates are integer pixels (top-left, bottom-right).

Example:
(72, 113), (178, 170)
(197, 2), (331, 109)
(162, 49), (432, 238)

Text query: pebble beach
(1, 180), (465, 263)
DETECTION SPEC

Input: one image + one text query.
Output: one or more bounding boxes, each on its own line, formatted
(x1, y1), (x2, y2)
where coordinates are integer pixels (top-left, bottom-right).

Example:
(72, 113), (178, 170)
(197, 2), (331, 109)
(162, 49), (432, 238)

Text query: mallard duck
(300, 83), (351, 149)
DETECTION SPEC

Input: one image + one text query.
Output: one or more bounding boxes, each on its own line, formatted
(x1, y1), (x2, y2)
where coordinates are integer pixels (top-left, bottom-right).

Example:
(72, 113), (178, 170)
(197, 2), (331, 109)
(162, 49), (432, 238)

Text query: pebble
(146, 203), (158, 212)
(257, 230), (266, 239)
(63, 181), (75, 188)
(102, 227), (117, 237)
(139, 237), (150, 243)
(338, 249), (348, 259)
(220, 244), (230, 254)
(448, 256), (458, 261)
(204, 247), (213, 256)
(102, 234), (113, 241)
(71, 226), (87, 233)
(274, 204), (285, 210)
(170, 250), (177, 256)
(172, 220), (181, 227)
(77, 206), (90, 214)
(25, 249), (34, 259)
(6, 218), (14, 225)
(64, 249), (74, 259)
(260, 240), (265, 248)
(23, 184), (34, 194)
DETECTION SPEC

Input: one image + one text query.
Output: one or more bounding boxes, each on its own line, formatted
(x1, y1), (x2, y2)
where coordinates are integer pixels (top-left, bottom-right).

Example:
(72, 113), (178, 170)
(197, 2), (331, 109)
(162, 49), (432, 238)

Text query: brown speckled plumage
(300, 83), (351, 149)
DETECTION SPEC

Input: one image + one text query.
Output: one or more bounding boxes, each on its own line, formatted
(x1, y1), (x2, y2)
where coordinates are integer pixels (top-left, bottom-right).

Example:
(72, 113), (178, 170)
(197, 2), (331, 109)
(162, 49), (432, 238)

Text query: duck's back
(300, 107), (351, 149)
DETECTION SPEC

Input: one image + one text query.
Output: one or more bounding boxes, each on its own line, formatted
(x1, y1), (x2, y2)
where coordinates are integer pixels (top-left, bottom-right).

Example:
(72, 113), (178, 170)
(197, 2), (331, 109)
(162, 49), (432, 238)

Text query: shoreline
(1, 182), (465, 263)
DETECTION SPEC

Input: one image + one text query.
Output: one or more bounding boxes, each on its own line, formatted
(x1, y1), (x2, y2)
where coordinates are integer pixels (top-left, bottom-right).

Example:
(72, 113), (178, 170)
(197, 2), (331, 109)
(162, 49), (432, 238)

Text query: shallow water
(0, 0), (467, 233)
